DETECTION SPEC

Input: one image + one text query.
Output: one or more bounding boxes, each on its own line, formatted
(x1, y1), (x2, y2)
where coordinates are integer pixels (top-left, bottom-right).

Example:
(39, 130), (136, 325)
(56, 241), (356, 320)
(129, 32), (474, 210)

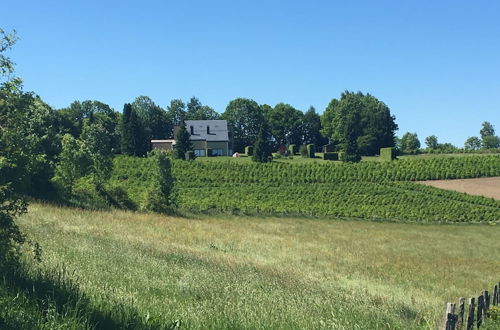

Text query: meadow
(3, 203), (500, 329)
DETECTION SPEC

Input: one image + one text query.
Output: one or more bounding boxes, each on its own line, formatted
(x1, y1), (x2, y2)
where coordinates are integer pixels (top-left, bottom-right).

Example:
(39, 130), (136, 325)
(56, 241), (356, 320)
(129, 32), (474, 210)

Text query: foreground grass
(9, 203), (500, 329)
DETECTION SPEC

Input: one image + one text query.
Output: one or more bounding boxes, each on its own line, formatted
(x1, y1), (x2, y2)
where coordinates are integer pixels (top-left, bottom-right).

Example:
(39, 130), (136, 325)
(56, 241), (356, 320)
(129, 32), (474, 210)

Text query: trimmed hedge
(323, 152), (339, 161)
(245, 146), (254, 156)
(306, 144), (315, 158)
(380, 147), (396, 161)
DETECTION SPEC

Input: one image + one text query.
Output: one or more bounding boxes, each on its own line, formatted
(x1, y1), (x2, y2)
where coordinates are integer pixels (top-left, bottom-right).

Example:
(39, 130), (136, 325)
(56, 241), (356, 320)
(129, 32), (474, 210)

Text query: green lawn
(5, 203), (500, 329)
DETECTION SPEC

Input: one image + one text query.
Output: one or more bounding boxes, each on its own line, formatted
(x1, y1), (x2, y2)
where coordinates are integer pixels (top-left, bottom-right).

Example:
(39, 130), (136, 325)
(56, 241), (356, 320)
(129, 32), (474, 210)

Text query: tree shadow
(1, 264), (179, 330)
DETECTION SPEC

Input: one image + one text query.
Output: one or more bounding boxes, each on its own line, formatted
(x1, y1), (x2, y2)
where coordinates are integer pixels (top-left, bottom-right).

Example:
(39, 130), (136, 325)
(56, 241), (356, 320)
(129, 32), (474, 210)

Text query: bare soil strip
(419, 177), (500, 200)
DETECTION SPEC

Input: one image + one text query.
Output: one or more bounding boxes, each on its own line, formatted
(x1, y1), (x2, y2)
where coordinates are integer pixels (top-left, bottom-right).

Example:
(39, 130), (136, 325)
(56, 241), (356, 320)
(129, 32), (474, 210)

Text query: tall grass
(10, 203), (500, 329)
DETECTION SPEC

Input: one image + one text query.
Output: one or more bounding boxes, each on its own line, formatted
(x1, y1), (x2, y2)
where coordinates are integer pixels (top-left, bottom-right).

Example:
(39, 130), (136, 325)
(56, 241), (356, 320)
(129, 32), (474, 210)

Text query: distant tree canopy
(268, 103), (303, 148)
(464, 136), (481, 151)
(480, 121), (500, 149)
(222, 98), (264, 152)
(321, 91), (397, 157)
(399, 132), (421, 154)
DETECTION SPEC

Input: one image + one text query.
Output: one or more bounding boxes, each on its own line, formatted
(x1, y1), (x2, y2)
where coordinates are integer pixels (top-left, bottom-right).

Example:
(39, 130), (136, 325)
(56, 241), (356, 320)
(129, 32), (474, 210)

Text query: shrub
(488, 306), (500, 320)
(338, 152), (345, 161)
(288, 144), (297, 155)
(185, 151), (196, 161)
(323, 152), (338, 161)
(299, 145), (308, 158)
(380, 147), (396, 161)
(245, 146), (254, 156)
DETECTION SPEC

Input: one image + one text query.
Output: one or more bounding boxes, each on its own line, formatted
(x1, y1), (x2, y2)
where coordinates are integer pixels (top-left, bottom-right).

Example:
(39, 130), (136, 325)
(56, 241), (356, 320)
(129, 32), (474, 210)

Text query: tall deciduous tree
(425, 135), (438, 150)
(464, 136), (481, 151)
(222, 98), (263, 152)
(268, 103), (303, 148)
(399, 132), (421, 154)
(167, 99), (186, 126)
(302, 106), (326, 146)
(479, 121), (500, 149)
(321, 91), (397, 156)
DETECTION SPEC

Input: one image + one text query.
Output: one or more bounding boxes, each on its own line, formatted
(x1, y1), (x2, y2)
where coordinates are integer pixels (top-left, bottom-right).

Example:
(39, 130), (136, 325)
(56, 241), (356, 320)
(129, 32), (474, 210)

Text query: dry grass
(16, 203), (500, 329)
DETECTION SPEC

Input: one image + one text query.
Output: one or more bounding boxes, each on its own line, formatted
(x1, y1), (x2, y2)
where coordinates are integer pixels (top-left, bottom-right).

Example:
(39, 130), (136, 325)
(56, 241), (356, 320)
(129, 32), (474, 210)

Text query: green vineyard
(109, 155), (500, 223)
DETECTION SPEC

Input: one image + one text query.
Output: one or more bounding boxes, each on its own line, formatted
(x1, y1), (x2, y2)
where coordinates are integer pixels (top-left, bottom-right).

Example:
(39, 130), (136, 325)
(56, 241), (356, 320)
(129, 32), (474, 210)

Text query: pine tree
(174, 121), (193, 160)
(120, 103), (134, 155)
(121, 103), (147, 156)
(252, 119), (273, 163)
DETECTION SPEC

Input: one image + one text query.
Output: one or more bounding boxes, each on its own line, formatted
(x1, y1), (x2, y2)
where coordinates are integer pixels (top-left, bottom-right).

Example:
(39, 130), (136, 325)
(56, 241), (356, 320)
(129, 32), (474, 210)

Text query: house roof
(185, 120), (229, 141)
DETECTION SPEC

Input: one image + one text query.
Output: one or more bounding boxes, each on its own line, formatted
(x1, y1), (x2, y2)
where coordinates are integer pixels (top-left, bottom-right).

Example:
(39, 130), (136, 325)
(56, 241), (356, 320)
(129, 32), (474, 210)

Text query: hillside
(1, 203), (499, 329)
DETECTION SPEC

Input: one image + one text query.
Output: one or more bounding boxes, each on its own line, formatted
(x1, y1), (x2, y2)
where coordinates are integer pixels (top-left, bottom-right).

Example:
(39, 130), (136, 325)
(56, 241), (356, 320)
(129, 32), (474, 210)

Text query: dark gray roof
(185, 120), (229, 141)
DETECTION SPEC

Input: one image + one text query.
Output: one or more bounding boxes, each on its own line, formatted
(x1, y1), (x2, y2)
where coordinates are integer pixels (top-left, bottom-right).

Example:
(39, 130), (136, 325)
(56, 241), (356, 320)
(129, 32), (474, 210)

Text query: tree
(268, 103), (303, 148)
(335, 98), (362, 162)
(479, 121), (500, 149)
(252, 118), (273, 163)
(480, 121), (495, 139)
(120, 103), (146, 156)
(167, 99), (186, 126)
(186, 96), (202, 119)
(302, 106), (326, 147)
(399, 132), (420, 154)
(464, 136), (481, 151)
(54, 134), (91, 192)
(482, 135), (500, 149)
(80, 121), (113, 188)
(222, 98), (263, 152)
(174, 121), (193, 160)
(131, 96), (172, 149)
(321, 91), (397, 156)
(425, 135), (438, 150)
(0, 28), (26, 266)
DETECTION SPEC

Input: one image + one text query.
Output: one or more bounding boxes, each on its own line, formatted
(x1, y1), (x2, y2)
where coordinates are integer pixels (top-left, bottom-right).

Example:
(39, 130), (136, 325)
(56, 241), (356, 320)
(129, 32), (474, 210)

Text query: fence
(442, 282), (499, 329)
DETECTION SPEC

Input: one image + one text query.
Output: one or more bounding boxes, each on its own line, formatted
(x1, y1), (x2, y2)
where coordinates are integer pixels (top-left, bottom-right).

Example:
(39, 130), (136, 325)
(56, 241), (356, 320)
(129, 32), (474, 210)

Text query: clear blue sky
(3, 0), (499, 146)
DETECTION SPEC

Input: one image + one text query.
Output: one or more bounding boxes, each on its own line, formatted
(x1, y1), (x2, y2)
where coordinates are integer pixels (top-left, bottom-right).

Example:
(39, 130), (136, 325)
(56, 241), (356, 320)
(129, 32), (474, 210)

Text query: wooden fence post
(457, 297), (465, 330)
(466, 297), (475, 330)
(494, 284), (498, 306)
(484, 291), (490, 316)
(477, 294), (484, 328)
(444, 302), (458, 330)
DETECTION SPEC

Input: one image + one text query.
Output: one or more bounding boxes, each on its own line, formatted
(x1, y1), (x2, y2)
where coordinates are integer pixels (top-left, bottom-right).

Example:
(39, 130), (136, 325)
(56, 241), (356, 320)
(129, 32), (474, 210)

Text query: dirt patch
(419, 177), (500, 200)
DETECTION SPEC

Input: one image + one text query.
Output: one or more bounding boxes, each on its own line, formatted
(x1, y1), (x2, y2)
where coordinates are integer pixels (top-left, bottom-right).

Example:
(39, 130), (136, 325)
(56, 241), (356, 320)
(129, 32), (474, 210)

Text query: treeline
(397, 121), (500, 154)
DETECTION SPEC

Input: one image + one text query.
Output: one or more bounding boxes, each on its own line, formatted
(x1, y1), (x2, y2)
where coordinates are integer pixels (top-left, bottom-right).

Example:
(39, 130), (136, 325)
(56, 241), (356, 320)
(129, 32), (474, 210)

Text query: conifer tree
(252, 119), (273, 163)
(174, 121), (193, 160)
(121, 103), (147, 156)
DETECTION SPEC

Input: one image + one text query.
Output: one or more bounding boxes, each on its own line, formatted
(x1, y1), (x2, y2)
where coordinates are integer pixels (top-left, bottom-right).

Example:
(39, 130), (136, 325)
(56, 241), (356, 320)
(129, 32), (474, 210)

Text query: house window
(211, 148), (224, 156)
(194, 149), (206, 157)
(207, 126), (210, 134)
(190, 126), (194, 135)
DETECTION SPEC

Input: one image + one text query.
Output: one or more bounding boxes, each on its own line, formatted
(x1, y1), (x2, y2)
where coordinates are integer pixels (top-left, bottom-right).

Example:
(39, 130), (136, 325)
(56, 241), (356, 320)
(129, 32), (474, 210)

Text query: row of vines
(172, 155), (500, 186)
(110, 155), (500, 222)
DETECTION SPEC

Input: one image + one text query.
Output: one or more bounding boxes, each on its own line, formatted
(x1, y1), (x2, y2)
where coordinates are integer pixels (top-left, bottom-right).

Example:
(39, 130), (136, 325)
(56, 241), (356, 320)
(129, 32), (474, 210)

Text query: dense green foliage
(322, 152), (338, 160)
(321, 91), (397, 156)
(252, 120), (273, 163)
(108, 155), (175, 211)
(173, 121), (193, 160)
(380, 147), (396, 161)
(399, 132), (421, 154)
(166, 155), (500, 222)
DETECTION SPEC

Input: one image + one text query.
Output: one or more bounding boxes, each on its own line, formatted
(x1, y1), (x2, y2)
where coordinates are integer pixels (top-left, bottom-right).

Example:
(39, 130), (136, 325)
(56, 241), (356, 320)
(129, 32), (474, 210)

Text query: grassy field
(5, 203), (500, 329)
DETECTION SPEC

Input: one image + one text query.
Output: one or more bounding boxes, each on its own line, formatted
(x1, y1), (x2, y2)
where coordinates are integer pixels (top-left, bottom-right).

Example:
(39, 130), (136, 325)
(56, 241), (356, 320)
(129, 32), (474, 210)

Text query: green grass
(7, 203), (500, 329)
